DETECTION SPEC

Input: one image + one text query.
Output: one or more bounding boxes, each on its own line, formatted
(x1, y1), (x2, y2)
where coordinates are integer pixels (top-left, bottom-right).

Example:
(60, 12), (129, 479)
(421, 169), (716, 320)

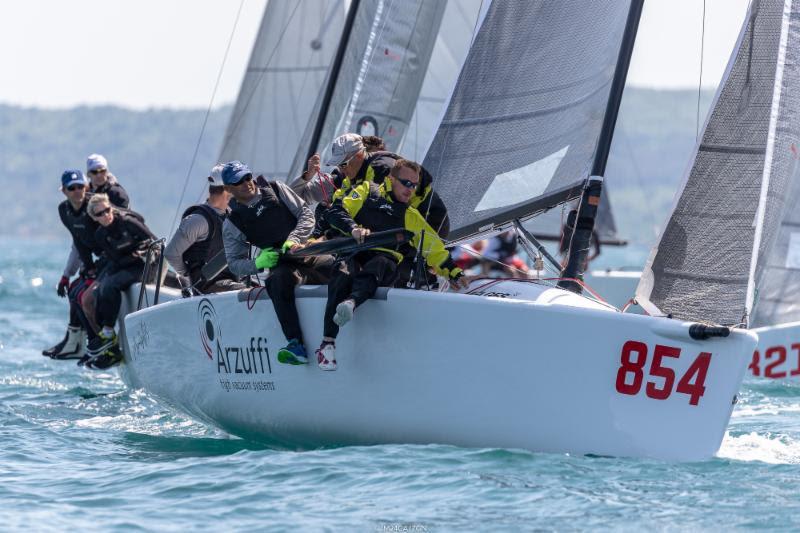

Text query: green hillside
(1, 88), (715, 265)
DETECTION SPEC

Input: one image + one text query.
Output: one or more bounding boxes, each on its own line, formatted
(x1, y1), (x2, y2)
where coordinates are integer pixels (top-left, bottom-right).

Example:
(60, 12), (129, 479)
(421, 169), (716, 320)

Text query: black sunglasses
(395, 177), (419, 190)
(92, 207), (112, 217)
(232, 174), (253, 186)
(66, 184), (85, 191)
(89, 168), (107, 175)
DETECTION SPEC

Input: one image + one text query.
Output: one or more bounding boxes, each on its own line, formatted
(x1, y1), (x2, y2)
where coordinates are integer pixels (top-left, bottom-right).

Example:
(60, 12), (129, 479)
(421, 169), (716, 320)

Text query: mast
(558, 0), (645, 293)
(305, 0), (361, 165)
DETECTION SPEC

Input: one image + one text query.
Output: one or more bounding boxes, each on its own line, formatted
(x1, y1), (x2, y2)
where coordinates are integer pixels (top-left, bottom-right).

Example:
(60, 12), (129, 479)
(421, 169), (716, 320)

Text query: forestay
(637, 0), (800, 326)
(421, 0), (632, 241)
(290, 0), (446, 178)
(219, 1), (346, 180)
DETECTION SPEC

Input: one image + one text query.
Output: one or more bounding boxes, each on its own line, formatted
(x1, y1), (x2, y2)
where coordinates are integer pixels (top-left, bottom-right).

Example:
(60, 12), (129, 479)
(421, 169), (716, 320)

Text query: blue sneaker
(277, 339), (308, 365)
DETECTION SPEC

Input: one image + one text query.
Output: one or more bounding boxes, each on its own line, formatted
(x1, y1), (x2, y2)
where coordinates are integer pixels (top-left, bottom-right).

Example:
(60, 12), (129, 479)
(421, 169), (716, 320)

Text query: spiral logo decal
(197, 298), (221, 360)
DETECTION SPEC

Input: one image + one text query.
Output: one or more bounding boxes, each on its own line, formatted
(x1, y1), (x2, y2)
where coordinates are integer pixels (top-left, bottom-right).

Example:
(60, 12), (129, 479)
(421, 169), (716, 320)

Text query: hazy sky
(0, 0), (750, 110)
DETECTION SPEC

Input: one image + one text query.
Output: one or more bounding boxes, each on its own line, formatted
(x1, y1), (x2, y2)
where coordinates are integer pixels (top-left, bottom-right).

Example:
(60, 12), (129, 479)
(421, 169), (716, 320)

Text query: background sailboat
(634, 0), (800, 385)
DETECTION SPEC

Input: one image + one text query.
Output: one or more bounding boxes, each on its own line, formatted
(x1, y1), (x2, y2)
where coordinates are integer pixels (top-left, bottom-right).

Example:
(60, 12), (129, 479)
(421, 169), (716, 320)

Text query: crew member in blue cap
(43, 170), (103, 360)
(221, 160), (339, 365)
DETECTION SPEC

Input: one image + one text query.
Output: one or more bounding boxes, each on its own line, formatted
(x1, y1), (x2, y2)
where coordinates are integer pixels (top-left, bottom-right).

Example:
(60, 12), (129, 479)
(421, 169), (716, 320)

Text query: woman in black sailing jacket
(83, 193), (155, 369)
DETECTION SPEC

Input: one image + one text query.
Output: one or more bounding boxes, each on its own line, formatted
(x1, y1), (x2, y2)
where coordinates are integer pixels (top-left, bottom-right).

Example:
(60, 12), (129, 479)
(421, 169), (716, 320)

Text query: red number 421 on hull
(615, 341), (711, 406)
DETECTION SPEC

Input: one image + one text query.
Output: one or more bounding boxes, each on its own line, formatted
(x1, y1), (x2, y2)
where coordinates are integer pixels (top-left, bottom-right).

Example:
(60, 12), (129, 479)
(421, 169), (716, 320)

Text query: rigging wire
(695, 0), (707, 141)
(169, 0), (246, 236)
(220, 2), (304, 150)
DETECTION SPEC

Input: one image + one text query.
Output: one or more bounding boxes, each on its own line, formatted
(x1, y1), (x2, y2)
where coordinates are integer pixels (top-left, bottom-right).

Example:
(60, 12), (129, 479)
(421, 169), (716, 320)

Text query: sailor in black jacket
(43, 170), (100, 360)
(84, 193), (155, 369)
(86, 153), (130, 209)
(164, 165), (241, 294)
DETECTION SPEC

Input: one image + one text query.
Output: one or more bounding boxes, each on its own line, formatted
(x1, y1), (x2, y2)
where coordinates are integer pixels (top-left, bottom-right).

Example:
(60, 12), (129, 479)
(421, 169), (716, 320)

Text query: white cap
(324, 133), (364, 166)
(208, 163), (225, 186)
(86, 153), (108, 172)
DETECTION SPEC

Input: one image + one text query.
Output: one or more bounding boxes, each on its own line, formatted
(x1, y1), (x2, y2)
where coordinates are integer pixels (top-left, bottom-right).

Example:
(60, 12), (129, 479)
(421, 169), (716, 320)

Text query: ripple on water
(4, 240), (800, 529)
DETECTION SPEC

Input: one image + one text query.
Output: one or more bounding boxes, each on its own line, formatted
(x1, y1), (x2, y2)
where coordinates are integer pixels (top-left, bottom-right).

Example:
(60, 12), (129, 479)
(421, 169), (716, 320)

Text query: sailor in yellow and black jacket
(313, 158), (465, 371)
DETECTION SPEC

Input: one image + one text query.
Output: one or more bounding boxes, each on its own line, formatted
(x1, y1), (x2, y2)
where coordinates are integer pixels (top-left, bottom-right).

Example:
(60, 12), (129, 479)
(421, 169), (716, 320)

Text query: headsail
(289, 0), (447, 178)
(218, 1), (346, 180)
(637, 0), (800, 326)
(421, 0), (634, 241)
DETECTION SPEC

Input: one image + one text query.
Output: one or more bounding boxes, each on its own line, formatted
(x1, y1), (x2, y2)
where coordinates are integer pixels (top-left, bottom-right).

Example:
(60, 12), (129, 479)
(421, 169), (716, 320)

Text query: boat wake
(718, 431), (800, 464)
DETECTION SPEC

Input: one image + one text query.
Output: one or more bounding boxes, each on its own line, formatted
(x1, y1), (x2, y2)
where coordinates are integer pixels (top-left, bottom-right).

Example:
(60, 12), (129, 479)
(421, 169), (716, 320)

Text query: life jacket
(58, 197), (102, 261)
(90, 175), (130, 209)
(227, 183), (298, 249)
(181, 204), (236, 286)
(95, 210), (154, 267)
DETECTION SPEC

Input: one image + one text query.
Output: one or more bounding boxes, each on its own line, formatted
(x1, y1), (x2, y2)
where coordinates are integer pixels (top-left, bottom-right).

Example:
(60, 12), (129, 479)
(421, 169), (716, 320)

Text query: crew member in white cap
(290, 133), (369, 207)
(164, 165), (242, 295)
(86, 153), (130, 209)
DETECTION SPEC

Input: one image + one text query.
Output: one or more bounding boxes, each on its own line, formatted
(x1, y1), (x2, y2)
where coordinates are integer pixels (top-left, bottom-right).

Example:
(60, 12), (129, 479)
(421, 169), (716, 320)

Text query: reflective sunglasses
(92, 207), (112, 217)
(338, 154), (356, 168)
(66, 184), (86, 191)
(395, 177), (419, 190)
(232, 174), (253, 186)
(89, 168), (107, 175)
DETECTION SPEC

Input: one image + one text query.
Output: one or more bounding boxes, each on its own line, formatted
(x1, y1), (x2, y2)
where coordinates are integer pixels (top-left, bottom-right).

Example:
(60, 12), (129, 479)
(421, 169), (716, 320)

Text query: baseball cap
(208, 163), (225, 186)
(324, 133), (364, 167)
(221, 160), (253, 185)
(86, 154), (108, 172)
(61, 169), (87, 189)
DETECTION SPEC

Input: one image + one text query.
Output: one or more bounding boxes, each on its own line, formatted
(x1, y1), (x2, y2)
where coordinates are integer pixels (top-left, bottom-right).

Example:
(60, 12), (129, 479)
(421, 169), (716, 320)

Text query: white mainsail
(289, 0), (447, 178)
(637, 0), (800, 327)
(218, 0), (347, 180)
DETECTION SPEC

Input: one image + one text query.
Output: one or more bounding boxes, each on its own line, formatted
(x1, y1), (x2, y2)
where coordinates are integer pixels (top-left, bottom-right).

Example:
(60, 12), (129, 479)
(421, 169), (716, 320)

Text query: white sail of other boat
(218, 0), (347, 180)
(289, 0), (447, 178)
(636, 0), (800, 330)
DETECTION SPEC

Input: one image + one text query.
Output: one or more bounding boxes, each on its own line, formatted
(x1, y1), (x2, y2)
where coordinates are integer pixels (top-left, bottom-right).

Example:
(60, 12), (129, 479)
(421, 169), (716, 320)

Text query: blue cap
(61, 169), (87, 189)
(221, 160), (252, 185)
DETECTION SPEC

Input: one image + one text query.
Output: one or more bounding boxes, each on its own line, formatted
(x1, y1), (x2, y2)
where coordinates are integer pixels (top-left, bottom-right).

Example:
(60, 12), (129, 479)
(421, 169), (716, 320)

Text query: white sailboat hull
(120, 281), (755, 461)
(750, 321), (800, 380)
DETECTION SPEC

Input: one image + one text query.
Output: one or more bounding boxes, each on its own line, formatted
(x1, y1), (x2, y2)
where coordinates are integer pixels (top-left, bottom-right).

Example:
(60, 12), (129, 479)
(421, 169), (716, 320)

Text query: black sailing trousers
(95, 263), (144, 329)
(266, 255), (339, 344)
(323, 253), (398, 339)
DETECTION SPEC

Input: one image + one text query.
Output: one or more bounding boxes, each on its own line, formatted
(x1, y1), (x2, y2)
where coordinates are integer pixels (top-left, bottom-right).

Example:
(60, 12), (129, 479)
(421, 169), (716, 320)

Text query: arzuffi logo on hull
(197, 298), (273, 375)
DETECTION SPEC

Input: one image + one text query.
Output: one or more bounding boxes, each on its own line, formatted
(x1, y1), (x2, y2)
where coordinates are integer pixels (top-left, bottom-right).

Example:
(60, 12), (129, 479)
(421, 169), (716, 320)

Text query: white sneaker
(333, 299), (356, 327)
(316, 343), (337, 371)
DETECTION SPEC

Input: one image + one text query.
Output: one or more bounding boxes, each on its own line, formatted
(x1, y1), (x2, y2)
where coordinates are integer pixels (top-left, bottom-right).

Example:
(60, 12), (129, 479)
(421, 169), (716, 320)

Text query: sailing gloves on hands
(256, 241), (301, 270)
(281, 240), (298, 254)
(255, 248), (280, 270)
(57, 276), (70, 297)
